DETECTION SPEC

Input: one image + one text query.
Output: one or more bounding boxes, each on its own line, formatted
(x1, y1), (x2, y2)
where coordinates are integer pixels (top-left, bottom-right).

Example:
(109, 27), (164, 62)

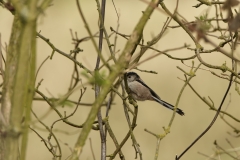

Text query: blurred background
(1, 0), (240, 159)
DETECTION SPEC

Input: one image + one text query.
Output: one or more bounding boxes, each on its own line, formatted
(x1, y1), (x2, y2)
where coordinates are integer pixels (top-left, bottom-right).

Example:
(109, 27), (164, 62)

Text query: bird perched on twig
(125, 72), (184, 116)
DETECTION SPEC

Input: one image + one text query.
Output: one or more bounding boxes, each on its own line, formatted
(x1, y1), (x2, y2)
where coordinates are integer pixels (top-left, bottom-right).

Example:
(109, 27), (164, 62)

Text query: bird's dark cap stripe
(126, 72), (139, 78)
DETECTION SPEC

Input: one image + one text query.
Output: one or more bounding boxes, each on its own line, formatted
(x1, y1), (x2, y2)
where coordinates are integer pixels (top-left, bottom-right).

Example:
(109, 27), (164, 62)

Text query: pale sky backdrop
(0, 0), (240, 160)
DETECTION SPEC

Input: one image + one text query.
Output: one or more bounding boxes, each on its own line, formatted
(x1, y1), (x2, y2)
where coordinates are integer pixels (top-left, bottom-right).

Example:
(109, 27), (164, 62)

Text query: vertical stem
(71, 1), (159, 159)
(0, 14), (22, 160)
(95, 0), (106, 159)
(1, 1), (37, 160)
(20, 19), (37, 160)
(154, 138), (161, 160)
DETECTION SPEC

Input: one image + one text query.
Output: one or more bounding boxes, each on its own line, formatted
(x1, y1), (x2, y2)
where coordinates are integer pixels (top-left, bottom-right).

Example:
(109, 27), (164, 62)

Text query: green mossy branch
(0, 1), (53, 160)
(70, 0), (160, 159)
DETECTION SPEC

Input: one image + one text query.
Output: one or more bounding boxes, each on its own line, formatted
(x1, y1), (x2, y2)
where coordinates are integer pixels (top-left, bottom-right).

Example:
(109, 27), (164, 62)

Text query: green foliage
(57, 98), (74, 108)
(195, 12), (213, 32)
(81, 70), (107, 86)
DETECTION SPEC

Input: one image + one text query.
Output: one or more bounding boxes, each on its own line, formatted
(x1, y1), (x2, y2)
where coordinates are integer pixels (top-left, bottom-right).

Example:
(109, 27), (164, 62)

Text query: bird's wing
(136, 79), (161, 99)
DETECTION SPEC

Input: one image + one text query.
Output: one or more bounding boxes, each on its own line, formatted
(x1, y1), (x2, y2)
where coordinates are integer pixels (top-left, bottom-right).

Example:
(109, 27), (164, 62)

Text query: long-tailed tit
(126, 72), (184, 116)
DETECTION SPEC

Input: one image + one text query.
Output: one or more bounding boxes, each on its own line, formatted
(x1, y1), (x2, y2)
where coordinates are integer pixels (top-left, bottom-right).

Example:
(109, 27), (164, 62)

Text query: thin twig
(89, 138), (96, 160)
(95, 0), (107, 160)
(176, 65), (234, 159)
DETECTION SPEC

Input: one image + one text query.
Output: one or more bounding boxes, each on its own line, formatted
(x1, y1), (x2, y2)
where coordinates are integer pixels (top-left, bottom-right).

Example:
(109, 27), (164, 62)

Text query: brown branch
(176, 73), (234, 159)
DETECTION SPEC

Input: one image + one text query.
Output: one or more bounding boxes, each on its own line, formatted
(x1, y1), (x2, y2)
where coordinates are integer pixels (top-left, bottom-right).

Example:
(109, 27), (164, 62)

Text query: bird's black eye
(128, 76), (131, 79)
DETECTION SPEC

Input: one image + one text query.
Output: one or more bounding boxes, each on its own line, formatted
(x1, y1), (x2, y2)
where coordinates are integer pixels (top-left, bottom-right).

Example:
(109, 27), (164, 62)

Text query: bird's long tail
(152, 97), (184, 116)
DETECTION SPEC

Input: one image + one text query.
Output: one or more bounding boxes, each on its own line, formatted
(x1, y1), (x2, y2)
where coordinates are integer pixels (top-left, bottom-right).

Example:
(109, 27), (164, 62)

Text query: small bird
(126, 72), (184, 116)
